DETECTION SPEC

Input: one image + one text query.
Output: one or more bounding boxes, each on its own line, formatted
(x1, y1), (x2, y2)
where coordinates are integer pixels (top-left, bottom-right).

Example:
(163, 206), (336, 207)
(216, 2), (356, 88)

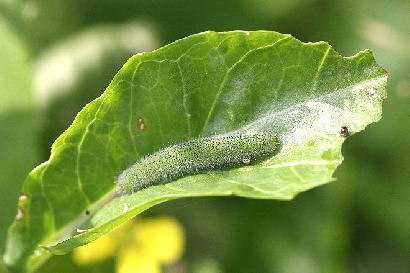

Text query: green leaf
(3, 31), (387, 272)
(34, 21), (159, 159)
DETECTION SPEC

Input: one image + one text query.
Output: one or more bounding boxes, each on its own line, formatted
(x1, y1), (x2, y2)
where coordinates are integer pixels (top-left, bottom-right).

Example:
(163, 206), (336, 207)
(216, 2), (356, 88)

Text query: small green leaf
(4, 31), (387, 272)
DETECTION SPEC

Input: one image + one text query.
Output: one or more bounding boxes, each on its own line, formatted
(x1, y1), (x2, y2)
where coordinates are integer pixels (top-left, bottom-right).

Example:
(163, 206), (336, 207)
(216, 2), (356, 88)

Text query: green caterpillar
(117, 134), (278, 194)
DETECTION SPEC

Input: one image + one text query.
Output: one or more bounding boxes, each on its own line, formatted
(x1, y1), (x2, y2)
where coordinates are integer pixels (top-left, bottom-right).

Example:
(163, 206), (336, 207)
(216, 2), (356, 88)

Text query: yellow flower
(117, 248), (160, 273)
(72, 220), (131, 265)
(72, 216), (185, 273)
(72, 234), (117, 265)
(131, 217), (185, 264)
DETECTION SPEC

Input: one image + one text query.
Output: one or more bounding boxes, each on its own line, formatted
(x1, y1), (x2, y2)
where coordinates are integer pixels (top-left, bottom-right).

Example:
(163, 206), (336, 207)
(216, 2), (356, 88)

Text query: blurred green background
(0, 0), (409, 272)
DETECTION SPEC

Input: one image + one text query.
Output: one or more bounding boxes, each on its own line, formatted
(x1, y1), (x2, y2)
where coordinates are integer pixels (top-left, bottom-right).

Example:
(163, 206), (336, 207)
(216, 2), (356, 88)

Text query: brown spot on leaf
(19, 195), (28, 202)
(339, 126), (349, 137)
(15, 208), (24, 221)
(138, 117), (146, 130)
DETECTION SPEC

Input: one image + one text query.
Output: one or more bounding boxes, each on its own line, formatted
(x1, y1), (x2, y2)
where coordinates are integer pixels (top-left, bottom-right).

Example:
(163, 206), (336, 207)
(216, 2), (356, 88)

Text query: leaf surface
(3, 31), (387, 272)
